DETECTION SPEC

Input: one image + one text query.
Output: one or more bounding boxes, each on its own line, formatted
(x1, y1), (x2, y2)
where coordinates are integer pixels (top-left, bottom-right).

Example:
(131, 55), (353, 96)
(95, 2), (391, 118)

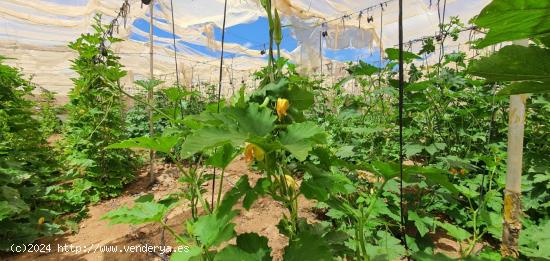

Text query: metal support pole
(147, 0), (156, 186)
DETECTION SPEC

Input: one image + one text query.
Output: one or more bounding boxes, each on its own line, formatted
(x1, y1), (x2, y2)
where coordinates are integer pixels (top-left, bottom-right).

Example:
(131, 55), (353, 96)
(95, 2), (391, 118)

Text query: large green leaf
(102, 201), (168, 225)
(190, 210), (238, 248)
(206, 143), (240, 170)
(283, 226), (335, 261)
(408, 211), (431, 237)
(520, 221), (550, 259)
(472, 0), (550, 48)
(366, 162), (458, 195)
(436, 221), (472, 242)
(253, 79), (288, 97)
(215, 233), (272, 261)
(279, 122), (326, 161)
(385, 48), (421, 63)
(497, 81), (550, 95)
(287, 86), (314, 111)
(217, 176), (254, 215)
(227, 103), (277, 137)
(180, 127), (246, 158)
(134, 79), (163, 91)
(0, 186), (29, 221)
(215, 247), (262, 261)
(163, 87), (190, 102)
(366, 231), (406, 260)
(404, 166), (459, 195)
(468, 45), (550, 95)
(107, 135), (179, 153)
(367, 161), (401, 180)
(346, 60), (379, 76)
(468, 45), (550, 82)
(170, 246), (202, 261)
(301, 164), (354, 201)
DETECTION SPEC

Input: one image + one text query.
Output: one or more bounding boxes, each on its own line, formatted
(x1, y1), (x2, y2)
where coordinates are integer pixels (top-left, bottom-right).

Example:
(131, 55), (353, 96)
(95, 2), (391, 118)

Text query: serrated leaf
(301, 164), (353, 201)
(520, 221), (550, 259)
(335, 145), (354, 158)
(404, 166), (459, 195)
(346, 60), (379, 76)
(468, 45), (550, 83)
(180, 127), (246, 158)
(170, 246), (202, 261)
(436, 221), (472, 242)
(228, 103), (277, 136)
(366, 231), (406, 260)
(279, 122), (326, 161)
(217, 176), (254, 216)
(252, 79), (288, 97)
(404, 144), (424, 157)
(367, 161), (400, 180)
(215, 233), (271, 261)
(385, 48), (421, 63)
(102, 201), (168, 225)
(497, 81), (550, 96)
(283, 226), (335, 261)
(287, 86), (314, 111)
(409, 211), (430, 237)
(215, 246), (261, 261)
(206, 143), (240, 170)
(191, 210), (238, 248)
(472, 0), (550, 48)
(108, 135), (179, 153)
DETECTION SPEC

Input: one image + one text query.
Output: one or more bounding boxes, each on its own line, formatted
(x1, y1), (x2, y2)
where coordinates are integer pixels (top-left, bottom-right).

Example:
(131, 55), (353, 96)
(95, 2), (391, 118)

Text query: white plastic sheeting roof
(0, 0), (491, 95)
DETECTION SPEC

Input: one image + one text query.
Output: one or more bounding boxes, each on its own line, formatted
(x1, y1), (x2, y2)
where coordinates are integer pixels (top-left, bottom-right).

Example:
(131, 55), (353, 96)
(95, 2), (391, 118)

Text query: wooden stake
(501, 40), (529, 258)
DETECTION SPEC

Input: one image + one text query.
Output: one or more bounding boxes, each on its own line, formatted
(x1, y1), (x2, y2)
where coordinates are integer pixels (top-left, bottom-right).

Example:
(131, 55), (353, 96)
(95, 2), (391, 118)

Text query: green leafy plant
(59, 14), (137, 206)
(469, 0), (550, 95)
(0, 56), (62, 249)
(36, 88), (62, 138)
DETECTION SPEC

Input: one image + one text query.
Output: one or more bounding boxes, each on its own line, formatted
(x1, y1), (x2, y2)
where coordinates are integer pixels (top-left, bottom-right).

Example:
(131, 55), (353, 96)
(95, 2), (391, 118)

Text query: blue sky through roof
(128, 5), (381, 66)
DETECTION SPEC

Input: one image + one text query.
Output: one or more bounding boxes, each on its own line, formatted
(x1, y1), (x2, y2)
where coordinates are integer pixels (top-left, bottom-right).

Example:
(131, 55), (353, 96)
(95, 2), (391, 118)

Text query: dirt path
(6, 158), (316, 261)
(5, 157), (478, 261)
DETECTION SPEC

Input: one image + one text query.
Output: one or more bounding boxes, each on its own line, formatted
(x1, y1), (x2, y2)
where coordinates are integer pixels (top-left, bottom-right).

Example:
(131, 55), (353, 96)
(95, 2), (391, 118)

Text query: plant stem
(160, 222), (186, 244)
(216, 169), (225, 209)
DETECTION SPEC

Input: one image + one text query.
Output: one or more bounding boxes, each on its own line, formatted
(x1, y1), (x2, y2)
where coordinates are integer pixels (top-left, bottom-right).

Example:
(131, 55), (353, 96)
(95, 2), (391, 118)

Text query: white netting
(0, 0), (491, 95)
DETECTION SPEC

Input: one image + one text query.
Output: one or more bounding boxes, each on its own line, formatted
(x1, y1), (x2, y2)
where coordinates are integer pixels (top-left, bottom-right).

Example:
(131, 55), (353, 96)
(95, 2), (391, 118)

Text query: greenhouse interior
(0, 0), (548, 260)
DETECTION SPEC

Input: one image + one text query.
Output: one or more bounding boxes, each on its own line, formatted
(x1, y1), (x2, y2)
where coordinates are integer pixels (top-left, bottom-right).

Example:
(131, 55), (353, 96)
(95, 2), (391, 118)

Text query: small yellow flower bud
(276, 98), (289, 120)
(244, 143), (265, 163)
(282, 175), (298, 191)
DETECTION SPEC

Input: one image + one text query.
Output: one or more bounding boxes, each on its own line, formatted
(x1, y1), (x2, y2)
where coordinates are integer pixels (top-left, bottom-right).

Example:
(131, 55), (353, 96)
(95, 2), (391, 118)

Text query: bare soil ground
(6, 158), (479, 261)
(6, 158), (316, 261)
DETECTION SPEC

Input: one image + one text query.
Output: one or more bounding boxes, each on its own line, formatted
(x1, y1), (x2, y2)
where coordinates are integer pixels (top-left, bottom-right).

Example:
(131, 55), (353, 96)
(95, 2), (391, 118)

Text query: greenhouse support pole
(169, 0), (180, 87)
(212, 0), (229, 210)
(147, 0), (156, 186)
(501, 39), (529, 258)
(398, 0), (409, 256)
(319, 31), (323, 77)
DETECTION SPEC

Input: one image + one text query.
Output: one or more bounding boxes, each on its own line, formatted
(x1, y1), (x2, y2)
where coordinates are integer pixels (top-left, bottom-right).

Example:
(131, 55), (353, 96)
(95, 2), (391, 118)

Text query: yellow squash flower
(281, 175), (298, 191)
(244, 143), (265, 163)
(276, 98), (289, 120)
